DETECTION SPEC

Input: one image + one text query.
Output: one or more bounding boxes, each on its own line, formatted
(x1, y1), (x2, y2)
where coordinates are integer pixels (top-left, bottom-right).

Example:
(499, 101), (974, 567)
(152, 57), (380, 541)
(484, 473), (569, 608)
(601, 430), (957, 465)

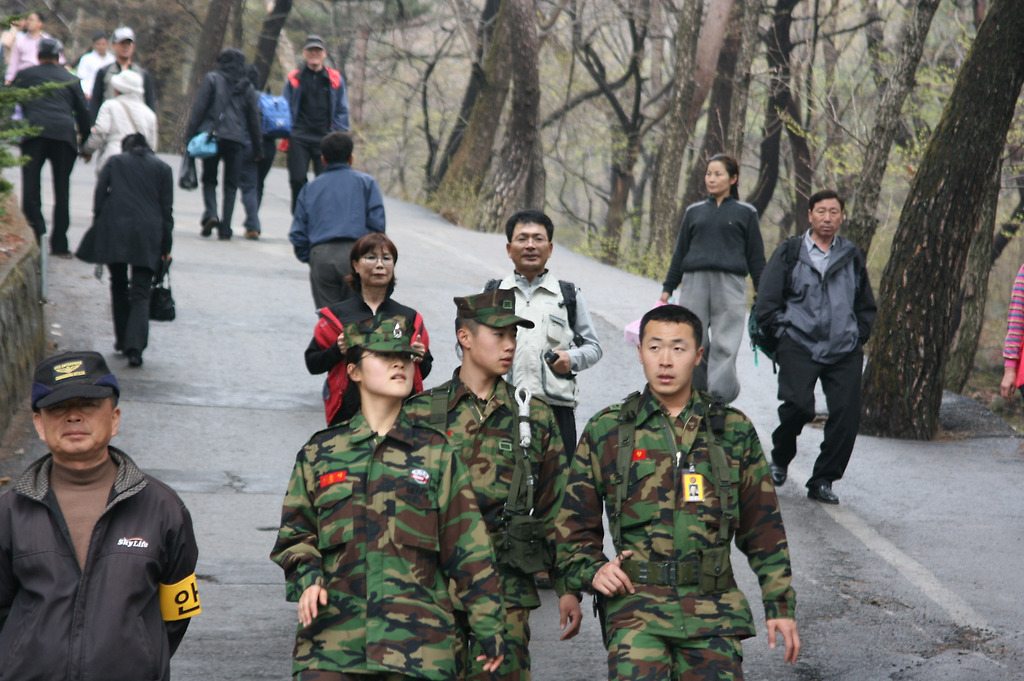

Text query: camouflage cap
(454, 289), (535, 329)
(344, 314), (423, 357)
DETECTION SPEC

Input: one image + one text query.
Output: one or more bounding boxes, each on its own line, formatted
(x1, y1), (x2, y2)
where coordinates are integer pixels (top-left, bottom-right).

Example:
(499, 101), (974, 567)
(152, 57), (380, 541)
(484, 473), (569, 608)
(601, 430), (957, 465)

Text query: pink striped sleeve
(1003, 264), (1024, 366)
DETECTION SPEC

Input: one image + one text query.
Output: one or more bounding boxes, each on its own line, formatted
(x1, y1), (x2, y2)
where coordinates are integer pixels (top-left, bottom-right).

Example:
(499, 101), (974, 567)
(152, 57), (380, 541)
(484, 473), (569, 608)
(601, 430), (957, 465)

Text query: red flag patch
(319, 471), (347, 488)
(631, 449), (647, 461)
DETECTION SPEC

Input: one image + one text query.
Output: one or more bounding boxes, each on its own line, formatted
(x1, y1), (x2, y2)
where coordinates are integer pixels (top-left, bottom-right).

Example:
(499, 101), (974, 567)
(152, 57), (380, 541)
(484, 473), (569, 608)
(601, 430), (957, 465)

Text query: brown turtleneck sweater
(50, 456), (118, 569)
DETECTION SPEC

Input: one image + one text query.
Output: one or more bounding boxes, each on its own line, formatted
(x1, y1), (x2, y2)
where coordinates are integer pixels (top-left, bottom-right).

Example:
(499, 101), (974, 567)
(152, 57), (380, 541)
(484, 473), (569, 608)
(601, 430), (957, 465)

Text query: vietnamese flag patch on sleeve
(319, 471), (347, 488)
(631, 449), (647, 461)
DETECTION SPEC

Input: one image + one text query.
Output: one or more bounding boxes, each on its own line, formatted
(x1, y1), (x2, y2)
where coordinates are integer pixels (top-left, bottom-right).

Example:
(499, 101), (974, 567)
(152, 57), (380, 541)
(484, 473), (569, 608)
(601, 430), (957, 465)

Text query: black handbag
(150, 260), (176, 322)
(178, 153), (198, 190)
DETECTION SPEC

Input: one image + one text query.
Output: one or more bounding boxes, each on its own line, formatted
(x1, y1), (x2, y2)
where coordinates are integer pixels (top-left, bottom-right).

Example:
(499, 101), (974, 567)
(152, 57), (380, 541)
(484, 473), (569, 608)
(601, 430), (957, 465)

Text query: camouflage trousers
(455, 606), (531, 681)
(295, 671), (417, 681)
(606, 628), (743, 681)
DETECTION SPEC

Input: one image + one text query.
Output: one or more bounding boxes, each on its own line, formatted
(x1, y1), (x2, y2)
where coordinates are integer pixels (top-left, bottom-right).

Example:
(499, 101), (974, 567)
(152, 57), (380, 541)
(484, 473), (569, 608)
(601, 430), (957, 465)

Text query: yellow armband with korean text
(159, 573), (202, 621)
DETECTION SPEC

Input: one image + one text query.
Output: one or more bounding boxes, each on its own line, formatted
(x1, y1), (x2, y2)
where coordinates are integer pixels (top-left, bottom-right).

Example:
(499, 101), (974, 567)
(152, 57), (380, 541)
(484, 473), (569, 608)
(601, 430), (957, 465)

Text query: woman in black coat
(76, 133), (173, 367)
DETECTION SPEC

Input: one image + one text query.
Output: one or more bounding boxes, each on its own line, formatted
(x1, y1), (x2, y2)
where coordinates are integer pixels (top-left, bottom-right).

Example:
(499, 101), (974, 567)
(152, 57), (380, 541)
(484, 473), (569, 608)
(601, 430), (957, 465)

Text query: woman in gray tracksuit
(659, 153), (766, 403)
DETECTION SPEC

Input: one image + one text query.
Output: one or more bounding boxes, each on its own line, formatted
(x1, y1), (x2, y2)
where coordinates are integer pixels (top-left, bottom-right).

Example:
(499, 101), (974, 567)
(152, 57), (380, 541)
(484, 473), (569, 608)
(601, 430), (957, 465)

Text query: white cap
(111, 26), (135, 43)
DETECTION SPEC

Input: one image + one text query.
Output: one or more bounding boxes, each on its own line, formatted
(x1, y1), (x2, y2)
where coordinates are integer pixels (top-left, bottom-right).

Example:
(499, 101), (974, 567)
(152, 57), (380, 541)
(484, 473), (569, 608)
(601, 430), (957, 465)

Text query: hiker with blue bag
(185, 48), (262, 241)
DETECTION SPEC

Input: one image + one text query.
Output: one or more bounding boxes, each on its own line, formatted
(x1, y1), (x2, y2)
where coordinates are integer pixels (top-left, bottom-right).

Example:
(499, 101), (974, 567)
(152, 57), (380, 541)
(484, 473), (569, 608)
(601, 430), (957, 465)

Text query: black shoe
(770, 463), (788, 486)
(807, 483), (839, 504)
(201, 216), (218, 237)
(127, 351), (143, 368)
(217, 232), (232, 241)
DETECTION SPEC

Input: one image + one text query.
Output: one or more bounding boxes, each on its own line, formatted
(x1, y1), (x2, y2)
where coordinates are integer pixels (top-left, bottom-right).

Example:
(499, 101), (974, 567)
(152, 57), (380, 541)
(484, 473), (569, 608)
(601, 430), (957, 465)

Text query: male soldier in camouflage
(405, 290), (582, 681)
(556, 304), (800, 679)
(271, 314), (505, 681)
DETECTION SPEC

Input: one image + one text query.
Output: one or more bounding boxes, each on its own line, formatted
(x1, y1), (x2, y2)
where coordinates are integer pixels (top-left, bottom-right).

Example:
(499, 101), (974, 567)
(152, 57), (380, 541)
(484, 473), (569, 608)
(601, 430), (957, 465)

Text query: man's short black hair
(808, 188), (845, 213)
(504, 209), (553, 242)
(638, 304), (702, 347)
(92, 31), (107, 42)
(320, 131), (354, 164)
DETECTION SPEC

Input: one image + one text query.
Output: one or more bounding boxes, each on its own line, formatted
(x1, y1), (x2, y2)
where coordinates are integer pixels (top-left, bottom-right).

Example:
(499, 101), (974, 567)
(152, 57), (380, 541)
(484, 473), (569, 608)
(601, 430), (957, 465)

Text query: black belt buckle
(636, 562), (650, 584)
(659, 561), (677, 585)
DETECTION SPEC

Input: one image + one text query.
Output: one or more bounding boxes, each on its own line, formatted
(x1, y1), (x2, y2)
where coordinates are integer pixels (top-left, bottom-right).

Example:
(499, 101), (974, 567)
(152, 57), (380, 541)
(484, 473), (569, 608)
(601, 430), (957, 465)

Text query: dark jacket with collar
(283, 65), (349, 134)
(755, 233), (877, 364)
(76, 146), (174, 270)
(90, 61), (157, 121)
(185, 48), (261, 149)
(0, 448), (199, 681)
(662, 195), (766, 293)
(12, 62), (91, 150)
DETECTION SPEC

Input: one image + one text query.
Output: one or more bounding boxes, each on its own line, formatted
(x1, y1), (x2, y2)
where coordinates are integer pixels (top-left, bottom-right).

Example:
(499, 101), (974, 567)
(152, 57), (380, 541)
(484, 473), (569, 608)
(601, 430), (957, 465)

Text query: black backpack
(748, 237), (802, 363)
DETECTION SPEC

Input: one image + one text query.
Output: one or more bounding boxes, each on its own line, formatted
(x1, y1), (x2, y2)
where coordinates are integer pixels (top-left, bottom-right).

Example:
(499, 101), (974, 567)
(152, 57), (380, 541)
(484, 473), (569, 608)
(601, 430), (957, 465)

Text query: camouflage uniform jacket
(555, 388), (795, 640)
(406, 371), (570, 608)
(270, 410), (506, 679)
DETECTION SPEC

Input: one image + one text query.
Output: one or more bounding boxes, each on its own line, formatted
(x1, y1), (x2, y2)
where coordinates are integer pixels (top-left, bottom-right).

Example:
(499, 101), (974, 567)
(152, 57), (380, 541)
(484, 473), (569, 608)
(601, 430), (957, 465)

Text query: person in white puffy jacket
(81, 69), (157, 174)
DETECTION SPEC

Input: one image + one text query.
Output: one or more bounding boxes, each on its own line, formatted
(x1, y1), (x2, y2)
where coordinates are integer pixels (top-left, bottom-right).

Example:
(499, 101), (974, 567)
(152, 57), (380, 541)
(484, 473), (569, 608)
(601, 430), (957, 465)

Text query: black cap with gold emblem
(31, 351), (120, 410)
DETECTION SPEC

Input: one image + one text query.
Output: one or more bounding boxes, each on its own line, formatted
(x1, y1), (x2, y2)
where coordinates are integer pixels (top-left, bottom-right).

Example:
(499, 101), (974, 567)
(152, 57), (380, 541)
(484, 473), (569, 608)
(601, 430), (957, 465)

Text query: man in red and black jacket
(280, 35), (350, 213)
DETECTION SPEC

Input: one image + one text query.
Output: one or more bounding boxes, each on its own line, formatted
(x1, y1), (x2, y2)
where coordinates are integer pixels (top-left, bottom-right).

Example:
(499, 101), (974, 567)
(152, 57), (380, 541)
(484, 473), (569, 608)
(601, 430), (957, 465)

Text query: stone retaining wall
(0, 195), (44, 441)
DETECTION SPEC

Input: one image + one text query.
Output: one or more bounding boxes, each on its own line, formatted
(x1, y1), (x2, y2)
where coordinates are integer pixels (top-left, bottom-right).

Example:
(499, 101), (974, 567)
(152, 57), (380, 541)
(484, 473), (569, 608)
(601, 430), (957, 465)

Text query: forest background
(3, 0), (1023, 438)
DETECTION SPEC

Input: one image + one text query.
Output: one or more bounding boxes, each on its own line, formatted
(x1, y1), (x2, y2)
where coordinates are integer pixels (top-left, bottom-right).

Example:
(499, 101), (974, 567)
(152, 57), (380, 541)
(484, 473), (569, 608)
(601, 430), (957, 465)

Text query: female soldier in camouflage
(271, 315), (505, 680)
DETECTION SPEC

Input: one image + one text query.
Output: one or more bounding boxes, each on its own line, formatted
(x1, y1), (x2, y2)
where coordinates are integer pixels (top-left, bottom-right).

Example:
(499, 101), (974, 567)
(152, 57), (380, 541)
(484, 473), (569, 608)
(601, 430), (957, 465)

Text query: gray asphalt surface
(1, 155), (1022, 680)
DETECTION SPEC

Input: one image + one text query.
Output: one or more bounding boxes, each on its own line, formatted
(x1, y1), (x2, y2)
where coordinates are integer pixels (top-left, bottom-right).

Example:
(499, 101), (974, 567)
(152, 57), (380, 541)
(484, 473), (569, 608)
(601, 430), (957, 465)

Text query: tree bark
(944, 163), (1001, 393)
(648, 0), (704, 251)
(173, 0), (237, 150)
(725, 0), (760, 163)
(430, 0), (514, 221)
(680, 0), (745, 210)
(843, 0), (941, 251)
(252, 0), (293, 90)
(426, 0), (502, 194)
(860, 0), (1024, 439)
(747, 0), (801, 218)
(477, 0), (542, 232)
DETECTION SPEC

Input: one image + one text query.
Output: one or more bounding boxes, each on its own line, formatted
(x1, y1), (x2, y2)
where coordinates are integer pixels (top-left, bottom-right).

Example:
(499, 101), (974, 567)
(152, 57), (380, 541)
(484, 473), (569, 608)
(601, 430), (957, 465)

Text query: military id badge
(683, 473), (705, 502)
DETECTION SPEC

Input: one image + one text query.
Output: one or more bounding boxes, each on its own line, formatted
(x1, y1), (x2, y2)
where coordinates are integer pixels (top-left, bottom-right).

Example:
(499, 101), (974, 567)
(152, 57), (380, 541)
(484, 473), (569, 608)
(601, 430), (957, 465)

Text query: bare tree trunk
(431, 0), (514, 222)
(680, 0), (745, 209)
(252, 0), (293, 91)
(860, 0), (1024, 439)
(682, 0), (735, 127)
(477, 0), (541, 232)
(349, 26), (370, 126)
(843, 0), (941, 251)
(725, 0), (760, 163)
(173, 0), (237, 150)
(944, 163), (1001, 393)
(648, 0), (704, 251)
(747, 0), (800, 216)
(426, 0), (502, 194)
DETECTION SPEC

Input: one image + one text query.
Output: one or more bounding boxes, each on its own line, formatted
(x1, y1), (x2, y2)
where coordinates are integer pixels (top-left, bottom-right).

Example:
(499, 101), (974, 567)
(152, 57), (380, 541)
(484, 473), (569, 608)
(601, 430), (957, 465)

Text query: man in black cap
(11, 37), (91, 255)
(0, 351), (201, 680)
(280, 34), (350, 212)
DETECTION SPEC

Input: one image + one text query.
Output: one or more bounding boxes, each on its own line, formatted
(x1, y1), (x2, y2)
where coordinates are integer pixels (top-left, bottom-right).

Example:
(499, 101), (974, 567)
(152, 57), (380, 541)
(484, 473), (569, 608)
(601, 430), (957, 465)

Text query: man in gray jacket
(755, 189), (876, 505)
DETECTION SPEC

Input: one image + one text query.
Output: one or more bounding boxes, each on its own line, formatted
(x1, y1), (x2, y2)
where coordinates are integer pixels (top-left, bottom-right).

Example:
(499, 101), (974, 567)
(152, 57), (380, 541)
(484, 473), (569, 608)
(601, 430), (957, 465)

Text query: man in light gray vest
(485, 209), (603, 452)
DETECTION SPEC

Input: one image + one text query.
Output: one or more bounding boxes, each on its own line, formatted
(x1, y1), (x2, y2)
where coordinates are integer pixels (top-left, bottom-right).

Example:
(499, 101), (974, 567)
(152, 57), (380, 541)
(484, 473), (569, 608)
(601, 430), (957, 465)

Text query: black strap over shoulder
(611, 391), (642, 550)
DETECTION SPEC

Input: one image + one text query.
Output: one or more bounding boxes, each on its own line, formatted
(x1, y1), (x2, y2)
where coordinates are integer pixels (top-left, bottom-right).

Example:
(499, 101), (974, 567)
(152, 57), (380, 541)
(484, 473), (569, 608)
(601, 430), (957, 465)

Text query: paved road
(1, 155), (1022, 680)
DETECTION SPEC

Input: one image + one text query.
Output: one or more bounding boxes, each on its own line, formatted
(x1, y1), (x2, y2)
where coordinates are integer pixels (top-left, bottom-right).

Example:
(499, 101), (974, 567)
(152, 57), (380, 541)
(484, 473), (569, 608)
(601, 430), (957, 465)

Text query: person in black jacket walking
(0, 351), (200, 681)
(11, 38), (91, 256)
(185, 48), (261, 240)
(754, 189), (877, 505)
(76, 133), (173, 368)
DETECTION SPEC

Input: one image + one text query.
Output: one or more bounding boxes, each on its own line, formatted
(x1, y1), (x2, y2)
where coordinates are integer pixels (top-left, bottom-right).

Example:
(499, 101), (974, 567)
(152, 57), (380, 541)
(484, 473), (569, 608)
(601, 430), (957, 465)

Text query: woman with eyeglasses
(304, 232), (433, 425)
(273, 315), (505, 680)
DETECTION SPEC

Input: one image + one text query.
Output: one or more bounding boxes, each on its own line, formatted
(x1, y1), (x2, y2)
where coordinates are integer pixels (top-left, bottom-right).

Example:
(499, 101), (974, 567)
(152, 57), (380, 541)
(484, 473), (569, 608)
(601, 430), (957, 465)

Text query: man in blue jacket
(755, 189), (876, 505)
(288, 131), (384, 309)
(281, 34), (350, 213)
(0, 351), (200, 680)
